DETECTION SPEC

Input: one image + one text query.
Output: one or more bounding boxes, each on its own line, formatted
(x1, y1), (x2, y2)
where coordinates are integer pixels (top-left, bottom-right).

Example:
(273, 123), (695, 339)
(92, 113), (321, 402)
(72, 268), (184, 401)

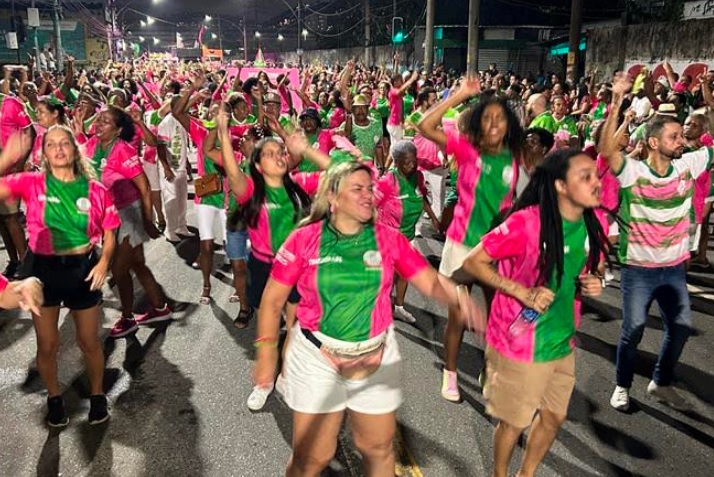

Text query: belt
(301, 328), (323, 349)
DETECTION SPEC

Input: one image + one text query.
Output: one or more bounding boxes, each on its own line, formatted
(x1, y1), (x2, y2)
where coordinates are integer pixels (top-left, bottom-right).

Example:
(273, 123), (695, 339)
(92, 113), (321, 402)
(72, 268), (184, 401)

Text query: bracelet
(254, 340), (278, 349)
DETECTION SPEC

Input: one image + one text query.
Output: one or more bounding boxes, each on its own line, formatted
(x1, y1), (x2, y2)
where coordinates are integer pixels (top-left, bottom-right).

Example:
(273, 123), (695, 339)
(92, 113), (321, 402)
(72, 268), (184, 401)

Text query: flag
(194, 25), (207, 48)
(254, 47), (265, 67)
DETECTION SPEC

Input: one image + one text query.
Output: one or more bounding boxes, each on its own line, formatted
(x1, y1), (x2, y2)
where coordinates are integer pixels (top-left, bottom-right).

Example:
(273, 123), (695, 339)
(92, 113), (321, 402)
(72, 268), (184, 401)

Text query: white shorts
(386, 123), (404, 143)
(690, 224), (702, 252)
(143, 161), (161, 192)
(118, 200), (150, 248)
(196, 203), (226, 241)
(282, 324), (403, 415)
(438, 238), (475, 284)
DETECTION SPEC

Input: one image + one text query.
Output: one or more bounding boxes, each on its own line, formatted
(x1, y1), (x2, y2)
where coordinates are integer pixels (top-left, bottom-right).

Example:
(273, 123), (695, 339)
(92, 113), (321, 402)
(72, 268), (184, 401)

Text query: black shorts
(21, 250), (103, 310)
(381, 117), (389, 138)
(247, 253), (300, 309)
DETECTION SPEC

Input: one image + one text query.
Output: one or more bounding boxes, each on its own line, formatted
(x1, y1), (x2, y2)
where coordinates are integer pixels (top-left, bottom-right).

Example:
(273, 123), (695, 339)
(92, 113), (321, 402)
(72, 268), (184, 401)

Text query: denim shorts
(225, 229), (249, 261)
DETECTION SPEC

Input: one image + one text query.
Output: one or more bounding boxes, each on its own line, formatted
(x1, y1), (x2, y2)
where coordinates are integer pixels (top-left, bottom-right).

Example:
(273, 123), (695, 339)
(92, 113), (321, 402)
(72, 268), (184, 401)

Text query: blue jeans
(616, 264), (692, 388)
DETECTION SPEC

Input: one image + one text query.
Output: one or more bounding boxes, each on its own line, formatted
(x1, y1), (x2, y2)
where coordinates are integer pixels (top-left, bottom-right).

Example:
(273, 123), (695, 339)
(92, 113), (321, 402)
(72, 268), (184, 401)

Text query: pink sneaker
(135, 304), (172, 325)
(441, 369), (461, 402)
(110, 317), (139, 338)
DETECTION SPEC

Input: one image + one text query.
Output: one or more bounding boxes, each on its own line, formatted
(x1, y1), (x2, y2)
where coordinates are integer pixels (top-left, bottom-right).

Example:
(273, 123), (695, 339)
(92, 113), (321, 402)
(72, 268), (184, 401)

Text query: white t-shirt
(158, 114), (189, 172)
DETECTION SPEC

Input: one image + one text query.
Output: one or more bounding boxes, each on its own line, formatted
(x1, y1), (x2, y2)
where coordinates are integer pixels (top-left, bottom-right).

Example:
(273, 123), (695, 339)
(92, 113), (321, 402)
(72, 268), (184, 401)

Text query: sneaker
(46, 395), (69, 428)
(441, 369), (460, 402)
(610, 385), (630, 411)
(2, 260), (20, 280)
(247, 384), (274, 411)
(135, 304), (172, 325)
(88, 394), (110, 425)
(647, 380), (691, 411)
(605, 271), (615, 283)
(394, 305), (416, 324)
(109, 317), (139, 338)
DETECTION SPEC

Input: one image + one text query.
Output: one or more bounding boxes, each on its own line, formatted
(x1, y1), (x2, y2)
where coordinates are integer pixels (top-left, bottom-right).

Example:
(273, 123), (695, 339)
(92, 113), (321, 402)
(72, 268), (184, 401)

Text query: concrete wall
(586, 18), (714, 81)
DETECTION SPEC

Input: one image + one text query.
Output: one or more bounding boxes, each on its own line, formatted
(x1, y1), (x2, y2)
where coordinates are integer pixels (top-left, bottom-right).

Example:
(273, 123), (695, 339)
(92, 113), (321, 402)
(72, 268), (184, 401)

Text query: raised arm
(215, 105), (250, 198)
(285, 133), (331, 171)
(396, 71), (418, 96)
(417, 74), (481, 148)
(597, 73), (632, 173)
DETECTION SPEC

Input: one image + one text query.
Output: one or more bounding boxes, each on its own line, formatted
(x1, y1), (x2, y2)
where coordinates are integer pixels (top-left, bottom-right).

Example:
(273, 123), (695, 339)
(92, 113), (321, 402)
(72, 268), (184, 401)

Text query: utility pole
(566, 0), (583, 83)
(424, 0), (435, 72)
(242, 14), (248, 62)
(392, 0), (397, 71)
(30, 0), (40, 68)
(10, 0), (20, 64)
(53, 0), (63, 71)
(218, 16), (223, 53)
(364, 0), (371, 66)
(297, 0), (303, 67)
(466, 0), (480, 73)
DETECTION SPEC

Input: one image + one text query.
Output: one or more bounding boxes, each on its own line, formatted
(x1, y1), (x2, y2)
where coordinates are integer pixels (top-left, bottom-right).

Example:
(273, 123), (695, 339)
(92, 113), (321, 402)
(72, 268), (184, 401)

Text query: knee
(291, 448), (334, 473)
(620, 322), (645, 346)
(200, 241), (214, 254)
(538, 409), (567, 431)
(353, 433), (394, 461)
(497, 420), (526, 439)
(36, 336), (60, 359)
(76, 334), (101, 355)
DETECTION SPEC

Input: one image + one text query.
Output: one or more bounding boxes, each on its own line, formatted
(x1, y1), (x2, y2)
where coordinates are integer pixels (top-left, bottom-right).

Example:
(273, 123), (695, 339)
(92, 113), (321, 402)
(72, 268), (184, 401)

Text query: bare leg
(31, 306), (62, 396)
(5, 213), (27, 259)
(492, 420), (525, 477)
(444, 306), (465, 372)
(131, 244), (165, 309)
(516, 410), (566, 477)
(231, 259), (249, 310)
(349, 410), (397, 477)
(395, 276), (408, 307)
(72, 306), (105, 395)
(286, 410), (344, 477)
(111, 238), (136, 318)
(199, 239), (214, 299)
(151, 190), (166, 227)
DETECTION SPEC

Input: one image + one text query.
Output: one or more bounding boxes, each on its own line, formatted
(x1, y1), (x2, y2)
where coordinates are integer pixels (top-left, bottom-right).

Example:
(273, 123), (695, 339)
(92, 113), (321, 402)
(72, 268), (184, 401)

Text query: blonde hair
(300, 161), (375, 227)
(41, 125), (97, 181)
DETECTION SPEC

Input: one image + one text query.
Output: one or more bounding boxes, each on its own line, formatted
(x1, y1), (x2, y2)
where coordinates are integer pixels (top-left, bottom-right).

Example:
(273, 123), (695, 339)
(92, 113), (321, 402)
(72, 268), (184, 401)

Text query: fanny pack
(302, 328), (387, 380)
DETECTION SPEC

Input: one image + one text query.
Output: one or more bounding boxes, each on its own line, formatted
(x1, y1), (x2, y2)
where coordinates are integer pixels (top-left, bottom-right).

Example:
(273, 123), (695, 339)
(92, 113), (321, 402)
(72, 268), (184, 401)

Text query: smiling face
(331, 169), (374, 224)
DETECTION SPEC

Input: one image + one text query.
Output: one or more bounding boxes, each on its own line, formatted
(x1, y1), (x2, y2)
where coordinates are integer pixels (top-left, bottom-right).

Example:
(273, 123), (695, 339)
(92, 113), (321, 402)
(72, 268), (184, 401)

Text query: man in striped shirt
(599, 73), (712, 412)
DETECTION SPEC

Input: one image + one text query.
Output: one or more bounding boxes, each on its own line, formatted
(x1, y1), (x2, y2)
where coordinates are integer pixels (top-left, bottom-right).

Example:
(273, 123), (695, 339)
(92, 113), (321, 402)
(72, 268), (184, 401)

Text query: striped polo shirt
(615, 147), (713, 267)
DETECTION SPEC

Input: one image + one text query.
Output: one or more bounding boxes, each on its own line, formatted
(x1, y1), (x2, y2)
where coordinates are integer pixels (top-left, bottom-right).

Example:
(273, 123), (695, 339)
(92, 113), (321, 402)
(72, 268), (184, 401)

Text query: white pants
(386, 123), (404, 144)
(143, 161), (161, 192)
(423, 166), (448, 220)
(161, 168), (189, 238)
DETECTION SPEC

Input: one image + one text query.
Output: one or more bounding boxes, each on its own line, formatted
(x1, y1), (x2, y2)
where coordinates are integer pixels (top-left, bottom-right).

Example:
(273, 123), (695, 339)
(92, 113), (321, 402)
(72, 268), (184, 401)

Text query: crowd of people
(0, 53), (712, 476)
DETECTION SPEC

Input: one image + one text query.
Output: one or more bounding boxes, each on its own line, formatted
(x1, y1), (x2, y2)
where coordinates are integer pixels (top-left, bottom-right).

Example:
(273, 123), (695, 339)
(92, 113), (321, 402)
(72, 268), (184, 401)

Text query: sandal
(233, 308), (253, 329)
(199, 286), (211, 305)
(229, 294), (240, 303)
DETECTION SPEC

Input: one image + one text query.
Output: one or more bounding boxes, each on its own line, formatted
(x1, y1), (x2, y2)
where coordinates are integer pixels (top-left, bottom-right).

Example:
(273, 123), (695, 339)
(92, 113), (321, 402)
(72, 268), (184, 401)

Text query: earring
(330, 202), (336, 214)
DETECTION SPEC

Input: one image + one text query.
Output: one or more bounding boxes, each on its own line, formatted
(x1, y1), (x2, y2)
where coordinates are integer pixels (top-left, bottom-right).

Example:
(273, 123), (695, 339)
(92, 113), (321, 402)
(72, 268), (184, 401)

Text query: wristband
(254, 340), (278, 349)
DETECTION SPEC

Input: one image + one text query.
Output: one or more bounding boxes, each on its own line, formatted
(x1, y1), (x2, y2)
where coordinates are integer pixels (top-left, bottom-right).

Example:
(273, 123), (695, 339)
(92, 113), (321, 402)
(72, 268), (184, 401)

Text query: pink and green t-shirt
(236, 173), (321, 261)
(387, 89), (403, 126)
(272, 221), (429, 341)
(0, 172), (120, 255)
(445, 130), (519, 248)
(481, 206), (588, 363)
(0, 95), (32, 149)
(84, 137), (144, 210)
(189, 119), (224, 208)
(375, 169), (427, 241)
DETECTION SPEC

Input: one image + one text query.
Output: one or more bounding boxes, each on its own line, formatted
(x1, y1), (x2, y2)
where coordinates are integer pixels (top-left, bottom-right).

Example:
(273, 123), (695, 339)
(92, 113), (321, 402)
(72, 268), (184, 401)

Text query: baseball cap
(263, 92), (281, 104)
(299, 107), (321, 123)
(352, 94), (370, 107)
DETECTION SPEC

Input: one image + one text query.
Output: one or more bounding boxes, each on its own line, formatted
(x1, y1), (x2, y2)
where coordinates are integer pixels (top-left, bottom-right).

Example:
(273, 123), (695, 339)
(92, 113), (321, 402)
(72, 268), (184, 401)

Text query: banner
(226, 67), (304, 112)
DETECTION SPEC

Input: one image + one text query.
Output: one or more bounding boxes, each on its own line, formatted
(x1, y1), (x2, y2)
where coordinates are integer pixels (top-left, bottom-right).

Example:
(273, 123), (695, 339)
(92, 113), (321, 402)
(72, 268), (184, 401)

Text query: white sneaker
(441, 368), (460, 402)
(647, 380), (691, 411)
(247, 384), (274, 411)
(394, 305), (416, 324)
(605, 271), (615, 283)
(610, 385), (630, 411)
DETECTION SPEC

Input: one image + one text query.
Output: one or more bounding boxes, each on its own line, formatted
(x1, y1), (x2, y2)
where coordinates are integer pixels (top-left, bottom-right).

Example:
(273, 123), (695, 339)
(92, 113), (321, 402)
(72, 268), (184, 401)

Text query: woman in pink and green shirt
(253, 161), (483, 476)
(418, 80), (525, 402)
(375, 140), (440, 323)
(0, 126), (119, 427)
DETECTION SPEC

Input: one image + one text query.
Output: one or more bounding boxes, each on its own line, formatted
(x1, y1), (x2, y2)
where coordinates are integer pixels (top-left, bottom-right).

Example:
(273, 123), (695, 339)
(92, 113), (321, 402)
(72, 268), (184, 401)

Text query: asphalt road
(1, 193), (714, 477)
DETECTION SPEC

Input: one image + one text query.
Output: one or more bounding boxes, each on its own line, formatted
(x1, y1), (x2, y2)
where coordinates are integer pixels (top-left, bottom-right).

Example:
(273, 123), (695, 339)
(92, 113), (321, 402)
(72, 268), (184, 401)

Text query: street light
(139, 36), (145, 42)
(211, 33), (217, 39)
(255, 31), (261, 38)
(153, 37), (160, 44)
(140, 20), (146, 27)
(147, 16), (155, 26)
(277, 34), (284, 41)
(205, 15), (212, 22)
(302, 28), (308, 41)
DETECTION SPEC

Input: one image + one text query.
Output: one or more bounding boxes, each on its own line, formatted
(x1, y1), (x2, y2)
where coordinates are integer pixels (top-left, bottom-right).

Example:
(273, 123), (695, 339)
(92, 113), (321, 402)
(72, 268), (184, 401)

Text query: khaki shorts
(438, 238), (476, 284)
(484, 346), (576, 429)
(0, 200), (20, 216)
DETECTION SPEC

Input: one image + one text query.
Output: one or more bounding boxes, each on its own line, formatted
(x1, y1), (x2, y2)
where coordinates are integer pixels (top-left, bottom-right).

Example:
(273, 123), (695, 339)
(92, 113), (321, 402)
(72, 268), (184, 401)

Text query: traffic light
(392, 17), (405, 44)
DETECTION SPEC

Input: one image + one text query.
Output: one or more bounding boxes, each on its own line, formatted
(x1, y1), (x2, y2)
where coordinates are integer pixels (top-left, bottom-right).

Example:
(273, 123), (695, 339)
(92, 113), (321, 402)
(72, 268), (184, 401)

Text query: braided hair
(511, 148), (611, 288)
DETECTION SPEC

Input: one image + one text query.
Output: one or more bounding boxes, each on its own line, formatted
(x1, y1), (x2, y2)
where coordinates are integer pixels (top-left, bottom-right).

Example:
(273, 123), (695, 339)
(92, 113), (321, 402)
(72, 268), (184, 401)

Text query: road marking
(394, 427), (424, 477)
(687, 283), (714, 301)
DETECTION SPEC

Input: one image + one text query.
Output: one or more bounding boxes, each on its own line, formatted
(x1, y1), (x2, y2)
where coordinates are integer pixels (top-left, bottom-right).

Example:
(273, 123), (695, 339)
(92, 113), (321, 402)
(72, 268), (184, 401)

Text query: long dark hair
(105, 105), (135, 142)
(510, 148), (611, 288)
(243, 138), (312, 228)
(466, 95), (525, 157)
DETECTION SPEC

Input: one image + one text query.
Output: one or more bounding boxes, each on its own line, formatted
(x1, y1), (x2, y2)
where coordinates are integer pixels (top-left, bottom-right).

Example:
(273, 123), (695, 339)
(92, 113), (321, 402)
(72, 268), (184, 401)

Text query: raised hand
(612, 72), (632, 96)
